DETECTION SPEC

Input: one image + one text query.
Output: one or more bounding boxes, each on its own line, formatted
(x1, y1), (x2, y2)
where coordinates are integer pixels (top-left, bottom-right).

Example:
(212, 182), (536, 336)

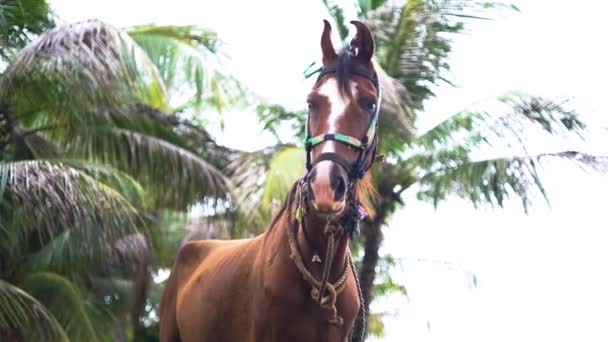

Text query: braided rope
(317, 222), (341, 303)
(289, 180), (367, 339)
(348, 252), (367, 342)
(288, 181), (349, 326)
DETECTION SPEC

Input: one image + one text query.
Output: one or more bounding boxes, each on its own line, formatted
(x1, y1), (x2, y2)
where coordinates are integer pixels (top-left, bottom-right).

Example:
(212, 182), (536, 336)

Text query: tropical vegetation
(0, 0), (605, 341)
(0, 1), (244, 340)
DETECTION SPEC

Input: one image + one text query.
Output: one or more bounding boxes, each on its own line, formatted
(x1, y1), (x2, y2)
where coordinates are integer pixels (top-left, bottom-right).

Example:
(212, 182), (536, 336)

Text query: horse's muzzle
(306, 161), (348, 215)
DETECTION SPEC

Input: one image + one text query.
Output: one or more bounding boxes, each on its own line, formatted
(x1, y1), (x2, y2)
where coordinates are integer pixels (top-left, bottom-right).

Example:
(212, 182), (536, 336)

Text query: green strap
(306, 133), (363, 149)
(365, 116), (378, 143)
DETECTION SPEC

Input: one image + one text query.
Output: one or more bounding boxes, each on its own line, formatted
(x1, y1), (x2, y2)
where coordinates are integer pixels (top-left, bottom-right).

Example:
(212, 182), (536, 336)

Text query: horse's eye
(366, 101), (377, 113)
(307, 101), (319, 114)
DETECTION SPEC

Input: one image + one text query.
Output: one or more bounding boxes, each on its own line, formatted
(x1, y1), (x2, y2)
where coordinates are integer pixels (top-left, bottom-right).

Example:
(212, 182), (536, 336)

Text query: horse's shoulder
(176, 239), (248, 267)
(175, 240), (217, 269)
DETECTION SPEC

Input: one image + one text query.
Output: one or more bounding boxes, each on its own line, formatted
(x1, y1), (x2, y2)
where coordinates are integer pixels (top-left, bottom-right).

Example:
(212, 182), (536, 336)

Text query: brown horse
(160, 20), (382, 342)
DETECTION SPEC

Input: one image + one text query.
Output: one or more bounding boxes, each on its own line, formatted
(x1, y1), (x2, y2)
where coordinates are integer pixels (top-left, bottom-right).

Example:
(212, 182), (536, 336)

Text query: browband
(315, 64), (380, 91)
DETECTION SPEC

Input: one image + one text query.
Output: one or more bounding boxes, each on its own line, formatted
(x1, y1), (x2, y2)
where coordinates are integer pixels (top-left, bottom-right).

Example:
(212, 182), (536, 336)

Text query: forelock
(336, 49), (353, 98)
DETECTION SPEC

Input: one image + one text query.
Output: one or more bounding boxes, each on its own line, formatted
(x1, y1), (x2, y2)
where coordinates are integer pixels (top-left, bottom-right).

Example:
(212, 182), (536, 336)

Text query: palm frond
(417, 151), (608, 212)
(61, 160), (145, 208)
(357, 0), (390, 16)
(255, 103), (306, 144)
(127, 25), (247, 112)
(18, 229), (149, 281)
(228, 144), (304, 234)
(495, 94), (585, 138)
(62, 126), (230, 210)
(415, 110), (489, 150)
(368, 1), (513, 110)
(262, 147), (305, 210)
(408, 95), (600, 212)
(372, 255), (407, 298)
(20, 272), (98, 341)
(11, 103), (197, 173)
(18, 230), (90, 277)
(1, 19), (168, 117)
(321, 0), (351, 40)
(0, 0), (55, 61)
(375, 63), (417, 153)
(0, 160), (142, 254)
(416, 95), (586, 155)
(0, 279), (68, 341)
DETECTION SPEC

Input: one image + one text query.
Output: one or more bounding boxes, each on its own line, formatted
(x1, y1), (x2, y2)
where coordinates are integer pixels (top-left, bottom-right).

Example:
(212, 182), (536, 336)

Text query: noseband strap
(311, 152), (355, 177)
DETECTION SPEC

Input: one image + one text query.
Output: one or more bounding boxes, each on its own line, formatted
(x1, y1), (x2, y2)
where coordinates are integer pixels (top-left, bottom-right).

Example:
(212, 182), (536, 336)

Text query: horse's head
(304, 20), (381, 217)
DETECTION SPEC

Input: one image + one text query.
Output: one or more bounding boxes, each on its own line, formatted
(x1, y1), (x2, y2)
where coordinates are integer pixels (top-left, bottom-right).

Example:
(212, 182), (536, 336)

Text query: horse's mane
(356, 174), (378, 219)
(264, 181), (298, 234)
(336, 49), (354, 99)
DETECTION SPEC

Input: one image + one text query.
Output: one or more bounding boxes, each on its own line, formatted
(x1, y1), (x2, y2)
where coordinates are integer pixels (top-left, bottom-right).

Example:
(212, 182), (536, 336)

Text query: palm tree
(0, 2), (246, 339)
(230, 0), (608, 338)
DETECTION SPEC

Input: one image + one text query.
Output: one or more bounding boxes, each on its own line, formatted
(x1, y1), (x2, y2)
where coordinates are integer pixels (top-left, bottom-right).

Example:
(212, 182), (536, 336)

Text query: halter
(304, 64), (382, 180)
(288, 59), (381, 341)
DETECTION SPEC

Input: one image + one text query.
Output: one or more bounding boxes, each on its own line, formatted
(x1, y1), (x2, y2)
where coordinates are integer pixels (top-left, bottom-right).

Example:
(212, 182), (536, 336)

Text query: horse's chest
(256, 285), (354, 342)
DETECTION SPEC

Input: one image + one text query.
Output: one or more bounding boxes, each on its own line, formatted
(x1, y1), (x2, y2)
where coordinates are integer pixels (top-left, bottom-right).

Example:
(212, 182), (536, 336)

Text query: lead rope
(289, 180), (349, 326)
(348, 252), (366, 342)
(317, 221), (341, 303)
(289, 180), (367, 340)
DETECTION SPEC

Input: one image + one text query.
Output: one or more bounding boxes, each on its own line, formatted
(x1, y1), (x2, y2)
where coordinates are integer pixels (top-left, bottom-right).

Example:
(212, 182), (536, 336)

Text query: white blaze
(315, 78), (357, 180)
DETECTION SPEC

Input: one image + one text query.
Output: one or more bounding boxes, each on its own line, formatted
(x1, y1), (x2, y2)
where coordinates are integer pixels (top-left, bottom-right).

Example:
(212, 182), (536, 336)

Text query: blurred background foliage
(0, 0), (606, 340)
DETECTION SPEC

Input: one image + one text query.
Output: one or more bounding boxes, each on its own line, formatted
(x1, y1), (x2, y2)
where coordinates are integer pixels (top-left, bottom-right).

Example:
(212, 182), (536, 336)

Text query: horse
(159, 20), (383, 342)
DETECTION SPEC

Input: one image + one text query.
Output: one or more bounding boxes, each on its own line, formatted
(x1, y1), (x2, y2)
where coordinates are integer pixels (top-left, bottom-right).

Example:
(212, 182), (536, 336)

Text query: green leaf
(61, 160), (145, 208)
(0, 279), (68, 341)
(0, 160), (142, 252)
(262, 147), (306, 210)
(255, 103), (306, 144)
(20, 272), (98, 341)
(321, 0), (351, 40)
(2, 19), (169, 116)
(367, 312), (386, 337)
(61, 126), (230, 210)
(228, 145), (304, 235)
(0, 0), (55, 60)
(127, 25), (248, 112)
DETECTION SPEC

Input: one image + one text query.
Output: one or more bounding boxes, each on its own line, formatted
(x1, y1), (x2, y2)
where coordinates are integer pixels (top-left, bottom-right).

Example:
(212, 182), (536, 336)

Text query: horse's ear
(321, 19), (337, 65)
(349, 20), (374, 62)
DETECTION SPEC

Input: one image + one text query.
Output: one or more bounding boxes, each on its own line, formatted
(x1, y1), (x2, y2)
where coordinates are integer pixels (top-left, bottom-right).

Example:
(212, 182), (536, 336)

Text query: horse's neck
(263, 190), (350, 283)
(257, 196), (357, 340)
(297, 213), (350, 280)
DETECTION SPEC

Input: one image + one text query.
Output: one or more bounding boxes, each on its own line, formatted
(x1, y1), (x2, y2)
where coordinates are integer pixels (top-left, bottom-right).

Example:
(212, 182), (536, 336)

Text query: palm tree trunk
(355, 166), (408, 339)
(114, 315), (127, 342)
(0, 107), (14, 154)
(131, 253), (150, 341)
(0, 328), (22, 342)
(359, 205), (386, 319)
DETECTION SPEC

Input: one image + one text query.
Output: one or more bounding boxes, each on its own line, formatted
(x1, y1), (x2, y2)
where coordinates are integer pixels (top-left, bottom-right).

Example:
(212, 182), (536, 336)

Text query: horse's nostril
(334, 176), (346, 201)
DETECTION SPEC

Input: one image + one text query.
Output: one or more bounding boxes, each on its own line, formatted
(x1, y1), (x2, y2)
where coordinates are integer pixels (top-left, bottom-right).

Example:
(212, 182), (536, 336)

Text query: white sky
(51, 0), (608, 341)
